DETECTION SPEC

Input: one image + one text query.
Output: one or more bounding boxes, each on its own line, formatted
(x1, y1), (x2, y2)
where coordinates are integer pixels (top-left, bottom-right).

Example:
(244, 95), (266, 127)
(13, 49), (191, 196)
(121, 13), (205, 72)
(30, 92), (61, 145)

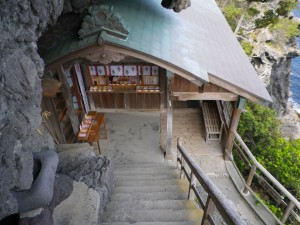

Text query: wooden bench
(202, 101), (224, 142)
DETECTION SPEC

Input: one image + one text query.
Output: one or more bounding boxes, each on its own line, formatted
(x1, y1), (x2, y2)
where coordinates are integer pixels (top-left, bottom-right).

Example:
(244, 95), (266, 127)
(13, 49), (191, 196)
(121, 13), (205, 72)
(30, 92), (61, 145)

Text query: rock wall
(251, 36), (299, 115)
(57, 144), (114, 219)
(0, 0), (63, 219)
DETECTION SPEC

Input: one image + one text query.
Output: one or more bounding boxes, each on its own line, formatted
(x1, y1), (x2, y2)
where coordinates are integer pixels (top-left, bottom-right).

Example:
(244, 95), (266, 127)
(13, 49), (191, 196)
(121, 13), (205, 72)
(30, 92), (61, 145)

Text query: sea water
(290, 5), (300, 111)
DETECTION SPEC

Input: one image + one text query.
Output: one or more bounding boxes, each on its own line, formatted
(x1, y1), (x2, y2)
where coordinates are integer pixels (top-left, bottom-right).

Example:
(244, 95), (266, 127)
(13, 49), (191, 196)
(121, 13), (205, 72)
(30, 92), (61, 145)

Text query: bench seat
(202, 101), (224, 142)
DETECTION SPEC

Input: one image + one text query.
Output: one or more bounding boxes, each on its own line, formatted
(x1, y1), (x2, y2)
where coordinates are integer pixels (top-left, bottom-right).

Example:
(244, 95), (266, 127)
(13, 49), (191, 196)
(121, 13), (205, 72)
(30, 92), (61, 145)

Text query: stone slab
(53, 181), (100, 225)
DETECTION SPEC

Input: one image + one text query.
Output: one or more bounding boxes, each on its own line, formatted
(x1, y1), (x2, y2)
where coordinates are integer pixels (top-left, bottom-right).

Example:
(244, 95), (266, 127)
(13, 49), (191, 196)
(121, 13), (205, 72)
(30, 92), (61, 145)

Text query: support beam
(57, 65), (80, 135)
(173, 92), (238, 101)
(224, 97), (245, 160)
(165, 71), (174, 160)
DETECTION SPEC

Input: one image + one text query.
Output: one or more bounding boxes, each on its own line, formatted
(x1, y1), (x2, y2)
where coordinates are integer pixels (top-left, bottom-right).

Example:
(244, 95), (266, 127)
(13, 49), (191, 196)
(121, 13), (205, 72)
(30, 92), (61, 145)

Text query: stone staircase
(101, 162), (203, 225)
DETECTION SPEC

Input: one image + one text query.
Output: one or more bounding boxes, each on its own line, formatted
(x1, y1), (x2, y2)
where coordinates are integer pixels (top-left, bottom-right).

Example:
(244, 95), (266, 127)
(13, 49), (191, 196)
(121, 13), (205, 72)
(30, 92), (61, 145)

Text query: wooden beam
(208, 74), (263, 103)
(172, 92), (239, 101)
(57, 65), (80, 135)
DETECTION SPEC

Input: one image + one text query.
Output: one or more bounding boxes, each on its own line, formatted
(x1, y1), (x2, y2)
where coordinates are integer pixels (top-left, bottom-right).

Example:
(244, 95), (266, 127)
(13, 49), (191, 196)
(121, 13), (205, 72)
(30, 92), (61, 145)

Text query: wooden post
(224, 97), (246, 161)
(57, 65), (80, 135)
(165, 71), (174, 160)
(281, 201), (295, 224)
(243, 164), (257, 194)
(201, 196), (216, 225)
(188, 171), (196, 200)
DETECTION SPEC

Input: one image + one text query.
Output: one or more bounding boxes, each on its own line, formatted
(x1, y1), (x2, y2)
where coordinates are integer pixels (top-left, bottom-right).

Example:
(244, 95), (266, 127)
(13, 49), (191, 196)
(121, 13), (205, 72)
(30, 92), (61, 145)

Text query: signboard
(74, 63), (90, 113)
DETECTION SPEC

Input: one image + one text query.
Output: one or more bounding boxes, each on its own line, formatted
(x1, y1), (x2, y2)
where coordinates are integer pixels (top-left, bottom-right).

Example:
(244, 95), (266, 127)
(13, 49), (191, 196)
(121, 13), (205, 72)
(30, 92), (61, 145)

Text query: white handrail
(233, 130), (300, 209)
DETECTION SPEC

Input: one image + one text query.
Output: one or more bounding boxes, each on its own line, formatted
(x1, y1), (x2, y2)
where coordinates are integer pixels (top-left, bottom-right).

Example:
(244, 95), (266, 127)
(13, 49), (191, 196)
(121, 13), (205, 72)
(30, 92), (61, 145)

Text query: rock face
(0, 0), (63, 220)
(161, 0), (191, 12)
(57, 144), (114, 219)
(18, 174), (74, 225)
(251, 29), (300, 115)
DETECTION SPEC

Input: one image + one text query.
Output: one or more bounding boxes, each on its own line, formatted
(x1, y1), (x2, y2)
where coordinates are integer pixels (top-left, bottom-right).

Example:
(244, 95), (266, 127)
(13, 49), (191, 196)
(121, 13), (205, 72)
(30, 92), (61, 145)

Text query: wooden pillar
(224, 97), (246, 161)
(165, 71), (174, 160)
(57, 65), (80, 135)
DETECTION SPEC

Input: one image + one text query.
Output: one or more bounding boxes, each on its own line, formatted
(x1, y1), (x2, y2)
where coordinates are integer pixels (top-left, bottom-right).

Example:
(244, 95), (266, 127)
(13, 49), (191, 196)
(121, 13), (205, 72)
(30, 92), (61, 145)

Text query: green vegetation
(240, 41), (254, 56)
(237, 102), (300, 199)
(255, 10), (279, 28)
(255, 193), (283, 218)
(270, 18), (300, 39)
(223, 3), (243, 30)
(276, 0), (298, 16)
(247, 7), (260, 17)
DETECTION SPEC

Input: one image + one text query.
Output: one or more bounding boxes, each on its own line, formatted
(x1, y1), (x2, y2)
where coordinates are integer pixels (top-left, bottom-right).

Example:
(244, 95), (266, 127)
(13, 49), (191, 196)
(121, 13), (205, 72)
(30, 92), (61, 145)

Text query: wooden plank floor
(160, 108), (223, 162)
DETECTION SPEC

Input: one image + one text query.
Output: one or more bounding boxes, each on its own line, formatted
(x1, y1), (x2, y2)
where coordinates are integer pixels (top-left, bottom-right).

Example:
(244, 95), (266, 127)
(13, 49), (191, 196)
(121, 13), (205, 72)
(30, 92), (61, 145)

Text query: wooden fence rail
(177, 137), (247, 225)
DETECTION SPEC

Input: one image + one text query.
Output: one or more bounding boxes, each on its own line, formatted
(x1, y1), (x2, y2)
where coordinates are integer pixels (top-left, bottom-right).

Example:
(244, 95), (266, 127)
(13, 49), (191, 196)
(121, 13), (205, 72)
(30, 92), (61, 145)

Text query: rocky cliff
(216, 0), (300, 137)
(0, 0), (63, 219)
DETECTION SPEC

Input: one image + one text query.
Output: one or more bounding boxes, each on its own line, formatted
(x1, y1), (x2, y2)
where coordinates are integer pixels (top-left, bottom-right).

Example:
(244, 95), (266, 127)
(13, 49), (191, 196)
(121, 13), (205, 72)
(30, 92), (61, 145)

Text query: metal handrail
(233, 130), (300, 223)
(177, 138), (247, 225)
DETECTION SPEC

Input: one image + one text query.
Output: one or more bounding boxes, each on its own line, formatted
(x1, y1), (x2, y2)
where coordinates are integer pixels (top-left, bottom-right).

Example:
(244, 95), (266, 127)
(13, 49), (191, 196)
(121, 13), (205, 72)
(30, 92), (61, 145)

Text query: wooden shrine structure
(40, 0), (271, 160)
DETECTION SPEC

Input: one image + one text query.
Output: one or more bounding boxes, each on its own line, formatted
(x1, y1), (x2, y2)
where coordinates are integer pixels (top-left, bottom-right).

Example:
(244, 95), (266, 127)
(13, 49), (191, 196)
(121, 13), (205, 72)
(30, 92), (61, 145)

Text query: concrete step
(114, 173), (179, 182)
(114, 163), (175, 170)
(113, 184), (188, 194)
(114, 166), (176, 176)
(102, 209), (203, 223)
(111, 191), (187, 201)
(114, 178), (186, 187)
(100, 222), (201, 225)
(56, 143), (93, 153)
(105, 200), (198, 212)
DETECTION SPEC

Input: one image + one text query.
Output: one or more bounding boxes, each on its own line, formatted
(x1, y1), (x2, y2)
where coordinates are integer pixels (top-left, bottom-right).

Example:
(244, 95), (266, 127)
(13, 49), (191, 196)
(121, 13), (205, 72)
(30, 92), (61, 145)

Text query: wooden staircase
(101, 162), (203, 225)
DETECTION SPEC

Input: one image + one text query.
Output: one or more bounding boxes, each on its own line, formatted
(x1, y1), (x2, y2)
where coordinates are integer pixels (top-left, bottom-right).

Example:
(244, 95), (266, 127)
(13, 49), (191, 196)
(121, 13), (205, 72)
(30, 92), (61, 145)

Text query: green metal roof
(43, 0), (272, 102)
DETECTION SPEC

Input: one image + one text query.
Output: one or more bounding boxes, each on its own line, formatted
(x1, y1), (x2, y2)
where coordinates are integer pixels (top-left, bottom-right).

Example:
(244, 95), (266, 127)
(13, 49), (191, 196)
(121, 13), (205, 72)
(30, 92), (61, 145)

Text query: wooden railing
(233, 130), (300, 225)
(177, 138), (247, 225)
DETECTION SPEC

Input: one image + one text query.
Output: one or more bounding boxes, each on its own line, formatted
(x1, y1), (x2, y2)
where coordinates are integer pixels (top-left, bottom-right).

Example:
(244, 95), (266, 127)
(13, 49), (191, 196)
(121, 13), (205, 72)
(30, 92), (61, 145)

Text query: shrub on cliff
(255, 10), (279, 28)
(237, 102), (300, 199)
(270, 18), (300, 40)
(241, 41), (254, 55)
(223, 3), (243, 30)
(276, 0), (298, 16)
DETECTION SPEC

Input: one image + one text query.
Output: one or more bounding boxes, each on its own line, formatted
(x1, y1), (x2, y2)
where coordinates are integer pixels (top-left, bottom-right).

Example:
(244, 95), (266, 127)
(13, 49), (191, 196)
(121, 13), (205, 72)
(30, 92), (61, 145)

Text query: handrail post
(243, 164), (257, 194)
(281, 201), (295, 224)
(201, 196), (216, 225)
(180, 156), (185, 179)
(188, 171), (196, 200)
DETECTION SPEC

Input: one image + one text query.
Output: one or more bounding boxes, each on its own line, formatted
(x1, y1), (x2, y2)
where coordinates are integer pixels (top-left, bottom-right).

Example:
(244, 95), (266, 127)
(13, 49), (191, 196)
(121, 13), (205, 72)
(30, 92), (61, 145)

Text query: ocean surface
(290, 5), (300, 110)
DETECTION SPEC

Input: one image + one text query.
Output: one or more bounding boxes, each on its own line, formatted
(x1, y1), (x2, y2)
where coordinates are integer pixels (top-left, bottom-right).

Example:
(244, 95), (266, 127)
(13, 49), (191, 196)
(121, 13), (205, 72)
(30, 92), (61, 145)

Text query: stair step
(100, 222), (201, 225)
(114, 173), (179, 181)
(114, 184), (188, 194)
(56, 143), (93, 153)
(114, 163), (175, 170)
(114, 167), (176, 176)
(111, 191), (187, 201)
(102, 209), (203, 223)
(105, 200), (198, 212)
(114, 179), (186, 187)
